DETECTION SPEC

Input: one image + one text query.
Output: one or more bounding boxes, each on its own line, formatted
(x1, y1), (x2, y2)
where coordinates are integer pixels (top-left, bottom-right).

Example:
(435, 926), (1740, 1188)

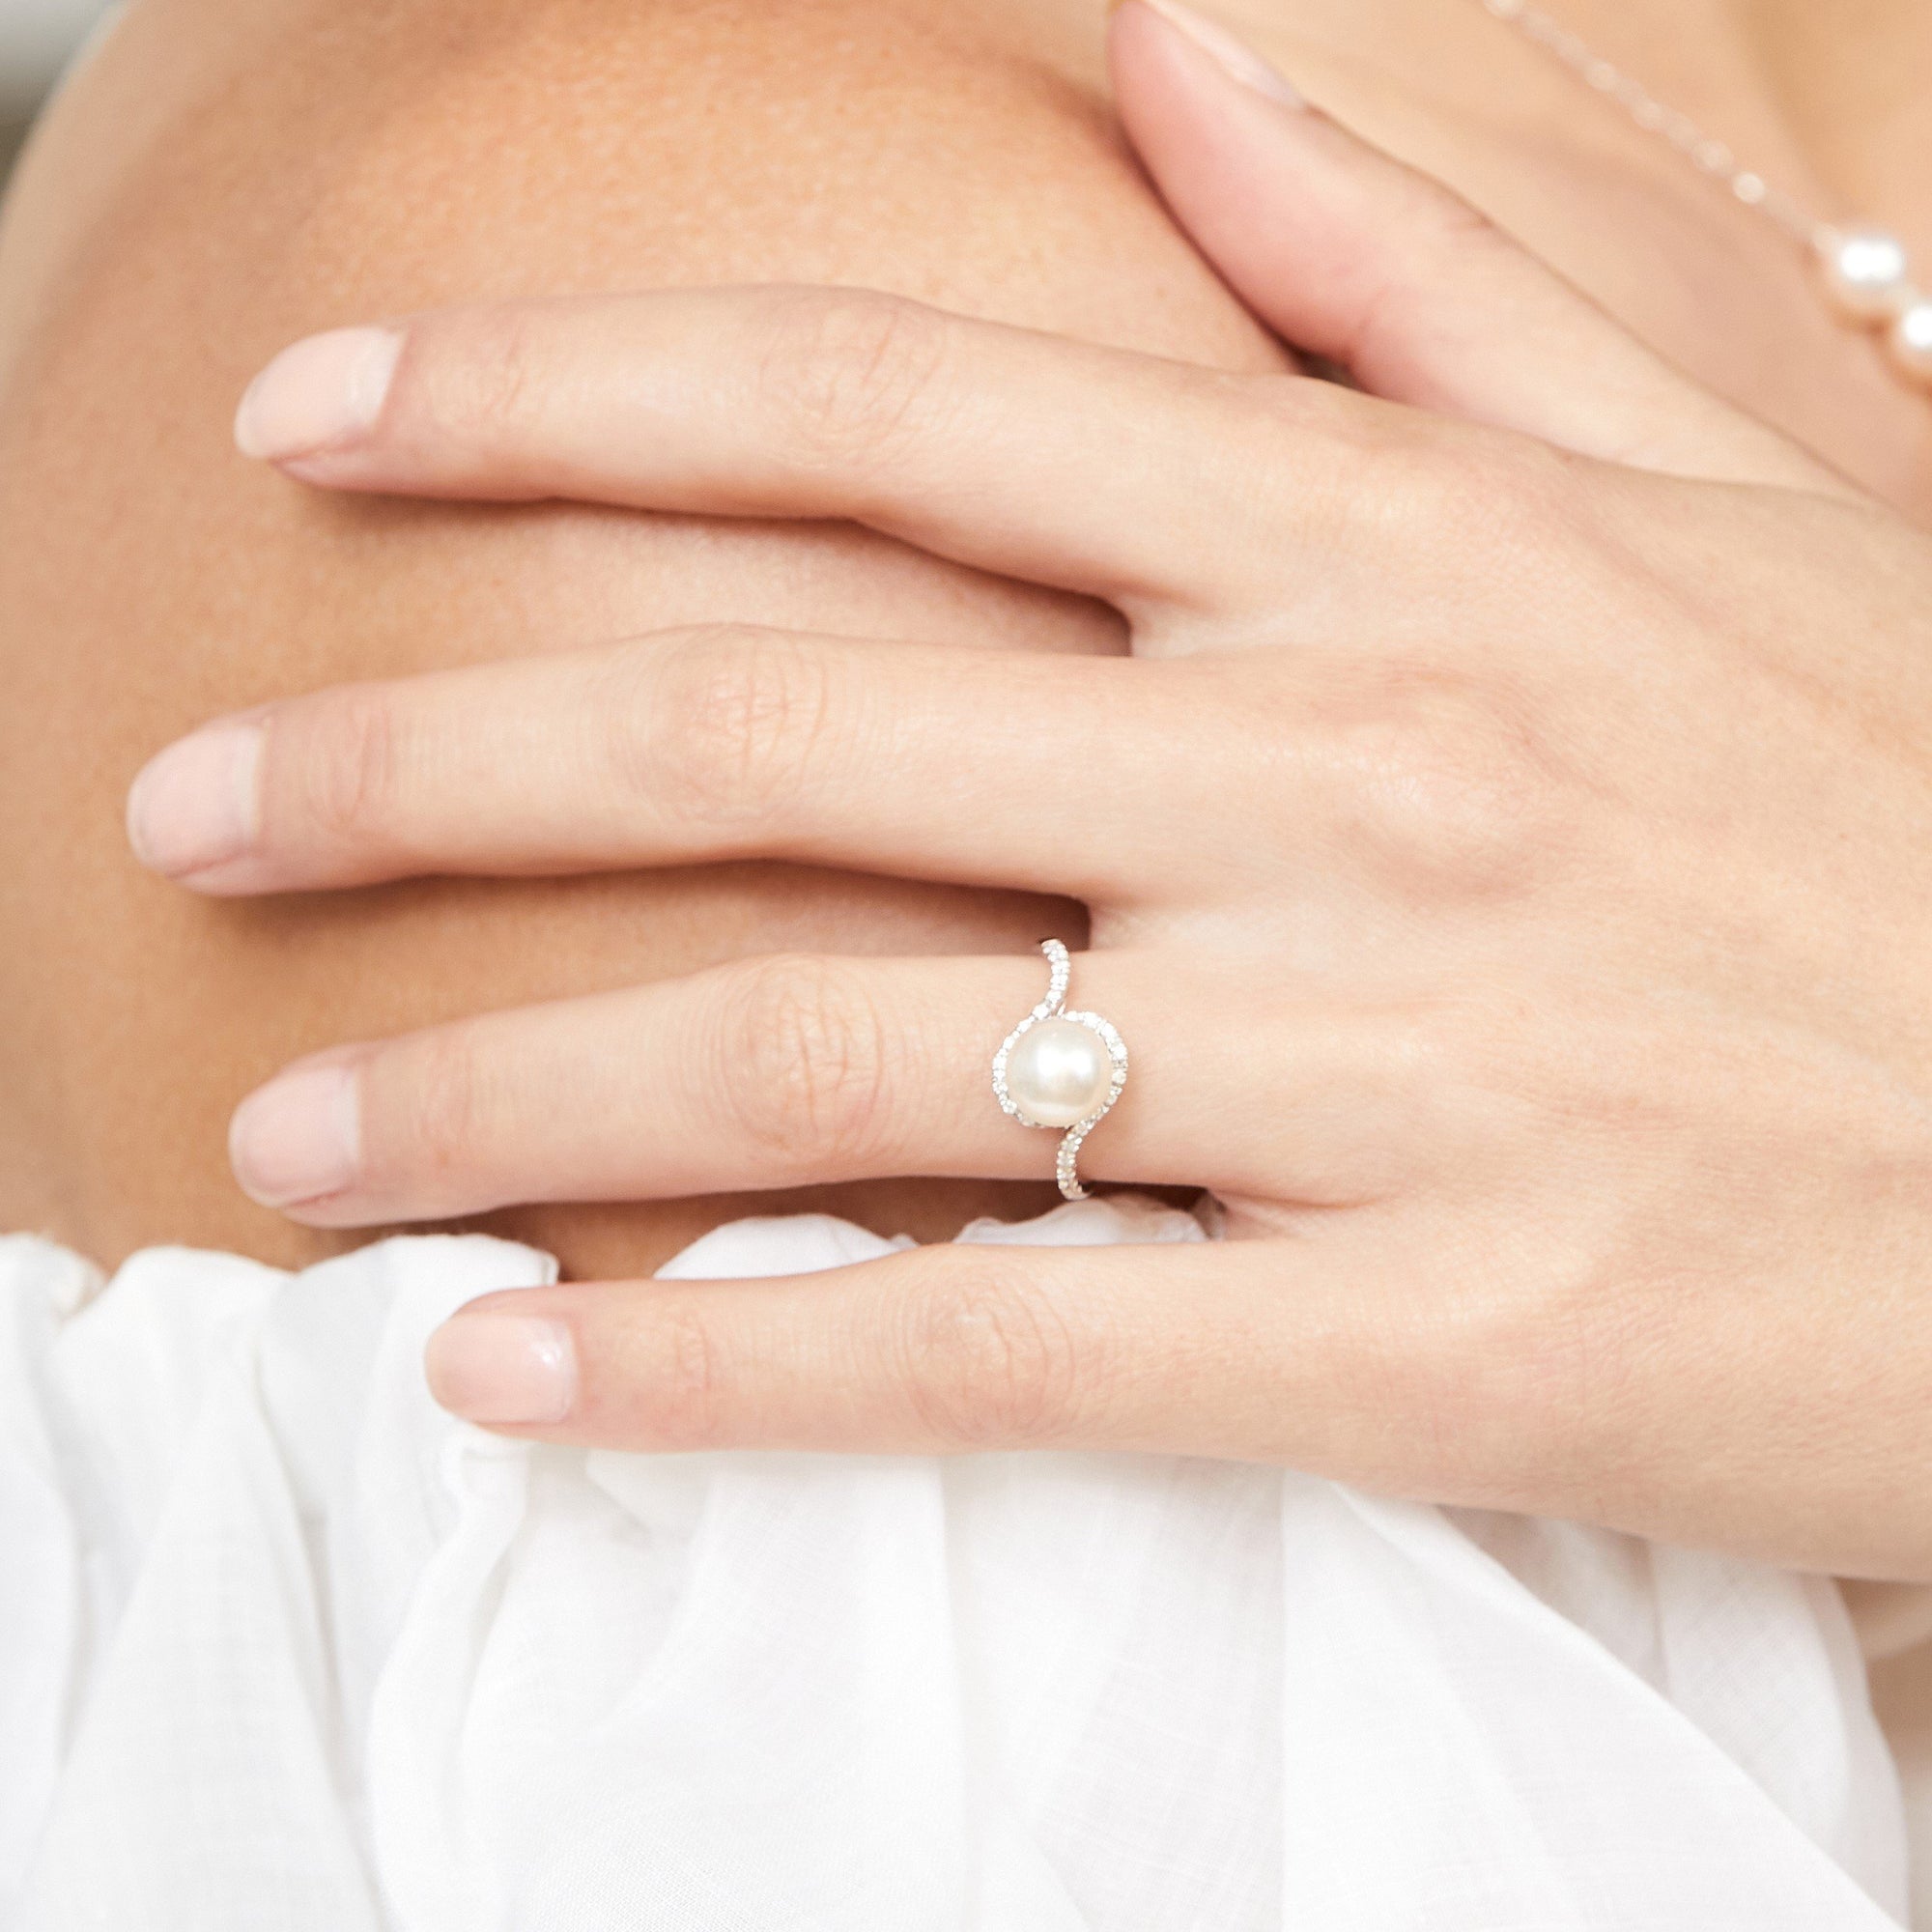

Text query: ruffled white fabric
(0, 1198), (1914, 1928)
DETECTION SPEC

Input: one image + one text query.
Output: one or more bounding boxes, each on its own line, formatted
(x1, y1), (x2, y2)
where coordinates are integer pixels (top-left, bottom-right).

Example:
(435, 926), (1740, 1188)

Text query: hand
(127, 0), (1932, 1577)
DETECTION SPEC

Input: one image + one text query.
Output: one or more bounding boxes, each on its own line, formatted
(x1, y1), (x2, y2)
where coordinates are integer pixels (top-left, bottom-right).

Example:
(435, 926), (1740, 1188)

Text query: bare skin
(0, 0), (1927, 1291)
(0, 0), (1281, 1275)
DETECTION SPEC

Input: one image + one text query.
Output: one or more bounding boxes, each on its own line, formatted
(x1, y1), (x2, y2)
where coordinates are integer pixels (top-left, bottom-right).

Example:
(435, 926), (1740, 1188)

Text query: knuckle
(295, 687), (406, 848)
(1364, 418), (1578, 562)
(1460, 1275), (1650, 1510)
(630, 1294), (729, 1451)
(895, 1267), (1083, 1448)
(1480, 435), (1587, 546)
(1334, 669), (1561, 892)
(642, 626), (835, 831)
(1337, 182), (1504, 383)
(1361, 1260), (1599, 1509)
(754, 288), (953, 471)
(1406, 182), (1509, 285)
(435, 304), (544, 444)
(1528, 1287), (1656, 1494)
(396, 1022), (498, 1181)
(1374, 430), (1499, 542)
(712, 954), (893, 1173)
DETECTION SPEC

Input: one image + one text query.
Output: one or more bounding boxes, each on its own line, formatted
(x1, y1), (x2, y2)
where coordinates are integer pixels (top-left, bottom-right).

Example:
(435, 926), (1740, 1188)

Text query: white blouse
(0, 1197), (1915, 1927)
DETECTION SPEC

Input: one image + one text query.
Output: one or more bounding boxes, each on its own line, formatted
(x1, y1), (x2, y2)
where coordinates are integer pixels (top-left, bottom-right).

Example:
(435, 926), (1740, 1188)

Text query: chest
(1216, 0), (1932, 516)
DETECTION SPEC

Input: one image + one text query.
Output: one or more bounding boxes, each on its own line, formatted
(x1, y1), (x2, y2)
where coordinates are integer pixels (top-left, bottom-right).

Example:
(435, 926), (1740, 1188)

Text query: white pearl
(1889, 298), (1932, 385)
(1822, 228), (1915, 323)
(1006, 1018), (1112, 1129)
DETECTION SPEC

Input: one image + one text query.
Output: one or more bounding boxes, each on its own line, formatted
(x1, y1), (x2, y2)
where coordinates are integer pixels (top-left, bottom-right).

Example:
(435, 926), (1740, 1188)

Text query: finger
(224, 951), (1428, 1225)
(418, 1235), (1541, 1518)
(127, 629), (1240, 900)
(230, 283), (1397, 613)
(1108, 0), (1852, 496)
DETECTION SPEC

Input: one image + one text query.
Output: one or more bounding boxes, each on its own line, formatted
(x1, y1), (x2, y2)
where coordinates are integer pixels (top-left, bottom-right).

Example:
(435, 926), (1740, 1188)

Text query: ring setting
(992, 940), (1128, 1202)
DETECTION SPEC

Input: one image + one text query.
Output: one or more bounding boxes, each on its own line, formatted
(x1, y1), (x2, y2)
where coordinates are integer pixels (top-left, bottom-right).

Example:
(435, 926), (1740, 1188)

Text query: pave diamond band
(991, 940), (1128, 1202)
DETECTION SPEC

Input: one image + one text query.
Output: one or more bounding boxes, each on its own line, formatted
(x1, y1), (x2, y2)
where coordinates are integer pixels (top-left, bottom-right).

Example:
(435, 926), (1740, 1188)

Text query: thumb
(1108, 0), (1847, 494)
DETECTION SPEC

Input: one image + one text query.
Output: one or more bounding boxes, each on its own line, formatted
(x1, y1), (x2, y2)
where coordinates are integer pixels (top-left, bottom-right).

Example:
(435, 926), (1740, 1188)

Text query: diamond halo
(990, 940), (1129, 1203)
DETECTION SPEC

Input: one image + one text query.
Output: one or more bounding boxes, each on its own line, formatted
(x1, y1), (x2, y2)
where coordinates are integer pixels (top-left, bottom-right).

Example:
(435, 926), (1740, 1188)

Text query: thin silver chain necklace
(1475, 0), (1932, 393)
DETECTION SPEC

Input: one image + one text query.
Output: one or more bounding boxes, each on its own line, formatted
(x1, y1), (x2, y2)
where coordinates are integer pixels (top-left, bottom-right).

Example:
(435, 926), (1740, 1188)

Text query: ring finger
(228, 949), (1432, 1225)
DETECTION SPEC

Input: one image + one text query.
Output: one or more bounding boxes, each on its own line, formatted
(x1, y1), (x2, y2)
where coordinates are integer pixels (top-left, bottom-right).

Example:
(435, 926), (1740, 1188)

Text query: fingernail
(126, 720), (265, 878)
(229, 1063), (362, 1208)
(426, 1313), (579, 1426)
(1128, 0), (1307, 106)
(235, 326), (403, 462)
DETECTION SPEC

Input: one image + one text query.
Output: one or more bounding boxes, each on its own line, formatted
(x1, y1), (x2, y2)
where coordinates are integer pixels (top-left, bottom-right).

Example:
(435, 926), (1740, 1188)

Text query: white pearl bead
(1005, 1018), (1112, 1129)
(1822, 228), (1915, 323)
(1889, 298), (1932, 385)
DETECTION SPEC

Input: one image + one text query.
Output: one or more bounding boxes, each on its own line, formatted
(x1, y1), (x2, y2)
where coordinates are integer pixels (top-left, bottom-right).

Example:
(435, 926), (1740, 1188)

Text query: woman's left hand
(127, 1), (1932, 1576)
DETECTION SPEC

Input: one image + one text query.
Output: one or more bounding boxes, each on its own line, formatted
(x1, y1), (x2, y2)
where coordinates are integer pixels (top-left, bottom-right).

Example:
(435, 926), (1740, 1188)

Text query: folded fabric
(0, 1198), (1911, 1927)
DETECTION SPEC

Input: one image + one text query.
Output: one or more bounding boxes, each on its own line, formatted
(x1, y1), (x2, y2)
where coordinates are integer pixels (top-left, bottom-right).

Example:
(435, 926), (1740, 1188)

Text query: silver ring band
(991, 940), (1129, 1202)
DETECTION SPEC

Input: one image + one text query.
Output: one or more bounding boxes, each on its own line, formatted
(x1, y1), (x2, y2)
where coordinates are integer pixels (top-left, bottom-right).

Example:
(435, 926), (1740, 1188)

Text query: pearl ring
(992, 940), (1129, 1202)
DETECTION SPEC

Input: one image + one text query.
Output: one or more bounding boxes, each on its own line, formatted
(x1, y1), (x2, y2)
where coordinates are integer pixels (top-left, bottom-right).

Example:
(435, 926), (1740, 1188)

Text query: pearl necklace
(1476, 0), (1932, 391)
